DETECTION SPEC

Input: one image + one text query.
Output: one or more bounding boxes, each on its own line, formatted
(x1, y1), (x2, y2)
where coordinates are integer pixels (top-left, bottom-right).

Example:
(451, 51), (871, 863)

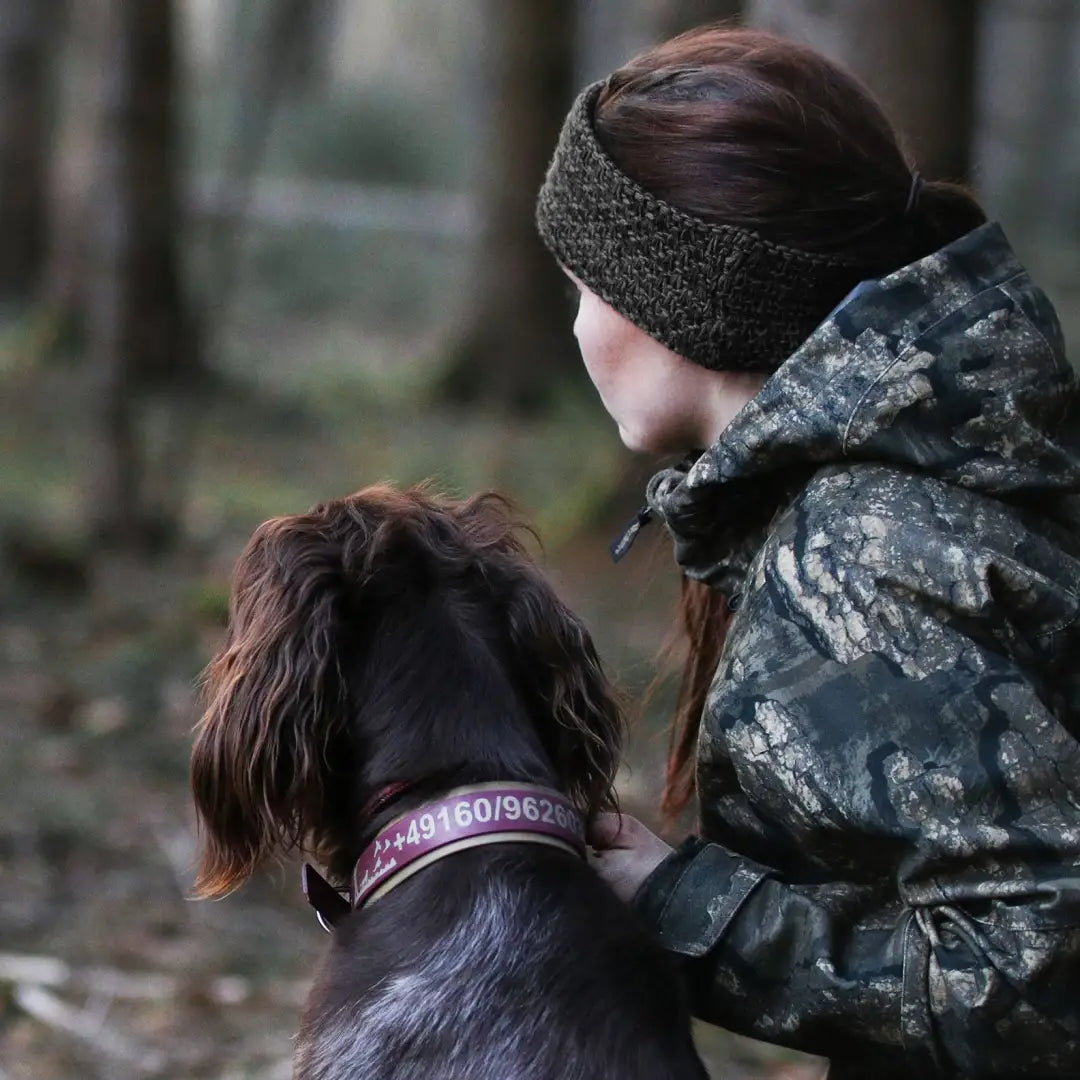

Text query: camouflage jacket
(634, 223), (1080, 1078)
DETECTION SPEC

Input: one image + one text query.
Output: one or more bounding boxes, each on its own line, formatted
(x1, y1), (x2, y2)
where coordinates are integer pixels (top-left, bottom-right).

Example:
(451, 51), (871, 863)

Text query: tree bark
(0, 0), (59, 305)
(442, 0), (581, 413)
(747, 0), (978, 180)
(88, 0), (201, 552)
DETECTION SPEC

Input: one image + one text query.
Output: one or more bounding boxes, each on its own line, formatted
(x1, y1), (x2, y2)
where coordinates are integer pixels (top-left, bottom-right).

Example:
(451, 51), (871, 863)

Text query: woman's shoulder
(777, 460), (1078, 562)
(745, 461), (1080, 661)
(781, 461), (1049, 530)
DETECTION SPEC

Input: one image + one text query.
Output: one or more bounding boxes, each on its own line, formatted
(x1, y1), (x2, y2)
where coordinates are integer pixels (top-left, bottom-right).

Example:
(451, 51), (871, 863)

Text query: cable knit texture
(535, 80), (869, 373)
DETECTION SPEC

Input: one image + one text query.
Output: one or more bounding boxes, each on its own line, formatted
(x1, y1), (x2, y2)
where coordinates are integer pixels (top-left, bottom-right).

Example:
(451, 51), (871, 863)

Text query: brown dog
(191, 485), (706, 1079)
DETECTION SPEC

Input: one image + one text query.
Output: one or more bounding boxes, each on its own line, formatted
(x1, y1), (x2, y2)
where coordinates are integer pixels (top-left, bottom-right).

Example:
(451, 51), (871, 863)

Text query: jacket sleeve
(635, 497), (1080, 1077)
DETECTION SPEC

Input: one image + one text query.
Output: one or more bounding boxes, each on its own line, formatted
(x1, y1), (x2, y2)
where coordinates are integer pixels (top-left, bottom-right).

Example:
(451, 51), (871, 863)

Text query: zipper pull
(610, 505), (653, 564)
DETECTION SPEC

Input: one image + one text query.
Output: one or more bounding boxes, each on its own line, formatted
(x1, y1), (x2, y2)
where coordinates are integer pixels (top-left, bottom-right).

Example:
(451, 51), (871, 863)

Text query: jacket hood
(648, 222), (1080, 586)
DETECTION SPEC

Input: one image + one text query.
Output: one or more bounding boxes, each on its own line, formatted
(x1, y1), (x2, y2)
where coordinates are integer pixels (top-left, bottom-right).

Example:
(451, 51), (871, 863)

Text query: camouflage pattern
(635, 223), (1080, 1077)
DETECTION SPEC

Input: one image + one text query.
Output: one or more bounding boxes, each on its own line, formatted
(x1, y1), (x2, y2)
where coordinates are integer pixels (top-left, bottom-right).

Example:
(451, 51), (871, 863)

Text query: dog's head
(190, 484), (623, 899)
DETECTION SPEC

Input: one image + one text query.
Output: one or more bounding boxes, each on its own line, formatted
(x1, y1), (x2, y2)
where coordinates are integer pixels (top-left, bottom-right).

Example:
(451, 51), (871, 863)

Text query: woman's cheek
(574, 322), (612, 394)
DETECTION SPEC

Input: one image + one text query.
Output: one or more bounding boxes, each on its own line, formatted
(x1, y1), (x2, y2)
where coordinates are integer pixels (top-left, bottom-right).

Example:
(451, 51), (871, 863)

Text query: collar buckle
(301, 863), (351, 933)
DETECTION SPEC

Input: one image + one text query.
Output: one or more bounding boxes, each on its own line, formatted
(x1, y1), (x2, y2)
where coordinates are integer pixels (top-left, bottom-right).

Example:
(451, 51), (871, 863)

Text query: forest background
(1, 1), (1078, 1077)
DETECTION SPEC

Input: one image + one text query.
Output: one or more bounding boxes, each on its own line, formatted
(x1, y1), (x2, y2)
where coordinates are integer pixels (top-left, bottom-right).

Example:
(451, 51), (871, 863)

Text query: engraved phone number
(396, 794), (579, 848)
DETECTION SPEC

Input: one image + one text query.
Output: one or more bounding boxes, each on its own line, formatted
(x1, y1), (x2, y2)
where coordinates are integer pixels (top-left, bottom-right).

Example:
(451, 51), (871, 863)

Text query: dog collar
(302, 783), (586, 929)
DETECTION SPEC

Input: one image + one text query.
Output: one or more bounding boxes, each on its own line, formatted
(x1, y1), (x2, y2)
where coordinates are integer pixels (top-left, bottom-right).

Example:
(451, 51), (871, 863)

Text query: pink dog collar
(351, 783), (586, 909)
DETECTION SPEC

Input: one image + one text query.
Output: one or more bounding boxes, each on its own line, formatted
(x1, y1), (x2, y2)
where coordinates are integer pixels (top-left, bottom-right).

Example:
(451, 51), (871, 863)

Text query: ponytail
(906, 178), (988, 261)
(658, 578), (732, 820)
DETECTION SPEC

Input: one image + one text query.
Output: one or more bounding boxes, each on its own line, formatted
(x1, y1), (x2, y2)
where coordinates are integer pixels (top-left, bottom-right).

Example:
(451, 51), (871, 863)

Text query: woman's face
(568, 276), (766, 454)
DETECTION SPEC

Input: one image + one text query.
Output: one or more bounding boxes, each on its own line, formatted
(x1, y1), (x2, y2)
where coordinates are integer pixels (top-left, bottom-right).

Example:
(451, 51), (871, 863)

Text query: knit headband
(536, 80), (868, 373)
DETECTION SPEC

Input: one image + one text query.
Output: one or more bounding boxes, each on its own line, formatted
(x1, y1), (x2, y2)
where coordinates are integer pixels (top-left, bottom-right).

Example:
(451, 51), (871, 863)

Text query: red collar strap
(303, 783), (585, 930)
(357, 778), (418, 824)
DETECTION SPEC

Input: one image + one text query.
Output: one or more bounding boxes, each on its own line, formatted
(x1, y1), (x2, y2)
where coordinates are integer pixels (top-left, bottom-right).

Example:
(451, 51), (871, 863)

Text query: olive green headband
(535, 80), (867, 373)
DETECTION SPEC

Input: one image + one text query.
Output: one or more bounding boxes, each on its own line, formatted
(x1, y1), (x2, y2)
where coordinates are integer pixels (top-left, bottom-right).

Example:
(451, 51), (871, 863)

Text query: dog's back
(294, 847), (708, 1080)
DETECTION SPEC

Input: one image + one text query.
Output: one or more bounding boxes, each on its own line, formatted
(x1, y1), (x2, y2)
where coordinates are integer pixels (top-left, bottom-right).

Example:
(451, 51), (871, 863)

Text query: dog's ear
(449, 492), (624, 817)
(503, 565), (625, 817)
(190, 508), (358, 899)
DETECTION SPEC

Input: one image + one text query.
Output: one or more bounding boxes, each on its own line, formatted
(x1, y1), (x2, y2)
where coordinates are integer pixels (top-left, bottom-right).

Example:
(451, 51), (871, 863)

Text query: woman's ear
(503, 566), (625, 818)
(190, 512), (353, 898)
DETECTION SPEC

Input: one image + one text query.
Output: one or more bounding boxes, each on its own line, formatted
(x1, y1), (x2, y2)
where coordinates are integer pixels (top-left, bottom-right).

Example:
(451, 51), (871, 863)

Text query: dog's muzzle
(303, 783), (586, 931)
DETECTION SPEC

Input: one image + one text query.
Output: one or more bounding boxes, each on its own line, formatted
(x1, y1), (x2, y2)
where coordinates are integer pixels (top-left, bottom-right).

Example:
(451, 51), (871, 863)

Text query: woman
(535, 25), (1080, 1079)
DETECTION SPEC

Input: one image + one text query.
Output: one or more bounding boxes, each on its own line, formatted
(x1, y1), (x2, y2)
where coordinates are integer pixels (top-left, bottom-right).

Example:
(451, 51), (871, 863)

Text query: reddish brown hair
(597, 26), (987, 816)
(191, 485), (624, 898)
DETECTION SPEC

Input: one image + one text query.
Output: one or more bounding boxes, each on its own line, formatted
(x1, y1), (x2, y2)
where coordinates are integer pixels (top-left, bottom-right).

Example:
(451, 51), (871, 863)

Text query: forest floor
(0, 351), (827, 1079)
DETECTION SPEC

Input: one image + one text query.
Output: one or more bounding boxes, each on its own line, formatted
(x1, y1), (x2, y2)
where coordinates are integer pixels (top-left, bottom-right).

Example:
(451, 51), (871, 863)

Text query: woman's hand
(587, 812), (674, 903)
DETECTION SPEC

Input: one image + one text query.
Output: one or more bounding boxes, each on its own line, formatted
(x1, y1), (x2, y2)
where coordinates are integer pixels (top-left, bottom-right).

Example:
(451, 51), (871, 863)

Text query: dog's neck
(354, 755), (564, 851)
(304, 780), (586, 927)
(320, 582), (578, 884)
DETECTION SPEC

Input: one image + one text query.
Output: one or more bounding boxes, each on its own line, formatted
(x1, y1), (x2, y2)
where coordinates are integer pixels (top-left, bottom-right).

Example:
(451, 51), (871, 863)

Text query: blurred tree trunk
(0, 0), (60, 306)
(577, 0), (653, 84)
(748, 0), (978, 180)
(972, 0), (1079, 243)
(88, 0), (201, 552)
(44, 0), (103, 333)
(441, 0), (581, 413)
(279, 0), (339, 98)
(207, 0), (324, 328)
(657, 0), (743, 39)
